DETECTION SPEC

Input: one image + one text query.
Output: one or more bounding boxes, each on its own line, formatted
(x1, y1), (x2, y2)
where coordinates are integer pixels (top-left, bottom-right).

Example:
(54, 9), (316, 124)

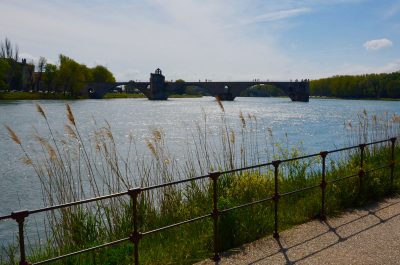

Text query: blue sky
(1, 0), (399, 81)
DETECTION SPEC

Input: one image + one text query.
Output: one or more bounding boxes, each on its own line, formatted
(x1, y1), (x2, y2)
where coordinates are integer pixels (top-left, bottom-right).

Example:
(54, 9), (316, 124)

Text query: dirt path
(197, 196), (400, 265)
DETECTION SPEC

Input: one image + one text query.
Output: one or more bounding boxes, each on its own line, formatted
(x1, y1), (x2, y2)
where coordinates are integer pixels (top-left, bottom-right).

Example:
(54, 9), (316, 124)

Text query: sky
(1, 0), (400, 81)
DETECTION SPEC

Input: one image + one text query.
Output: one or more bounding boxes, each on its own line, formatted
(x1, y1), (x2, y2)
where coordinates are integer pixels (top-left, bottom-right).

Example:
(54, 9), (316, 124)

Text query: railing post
(359, 144), (366, 194)
(390, 137), (397, 188)
(320, 151), (328, 221)
(209, 171), (221, 262)
(128, 187), (142, 265)
(11, 210), (30, 265)
(272, 160), (281, 239)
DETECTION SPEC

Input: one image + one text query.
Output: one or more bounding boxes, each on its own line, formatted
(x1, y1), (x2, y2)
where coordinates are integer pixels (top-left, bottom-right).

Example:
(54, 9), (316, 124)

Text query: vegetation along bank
(1, 104), (399, 264)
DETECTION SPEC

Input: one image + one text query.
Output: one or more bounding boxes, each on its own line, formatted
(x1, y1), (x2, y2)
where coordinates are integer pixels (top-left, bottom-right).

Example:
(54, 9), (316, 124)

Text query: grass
(0, 91), (78, 100)
(103, 93), (146, 99)
(310, 95), (400, 101)
(0, 91), (203, 101)
(103, 93), (203, 99)
(1, 104), (399, 264)
(169, 94), (203, 98)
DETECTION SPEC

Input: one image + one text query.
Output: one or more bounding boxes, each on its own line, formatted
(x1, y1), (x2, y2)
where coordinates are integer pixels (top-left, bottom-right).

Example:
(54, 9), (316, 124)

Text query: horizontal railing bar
(327, 146), (358, 154)
(0, 214), (12, 221)
(326, 139), (391, 154)
(365, 164), (391, 173)
(222, 162), (273, 174)
(141, 213), (211, 236)
(280, 184), (321, 197)
(220, 196), (274, 213)
(29, 191), (129, 215)
(327, 173), (359, 184)
(33, 237), (130, 265)
(141, 174), (209, 192)
(279, 153), (321, 163)
(365, 139), (391, 146)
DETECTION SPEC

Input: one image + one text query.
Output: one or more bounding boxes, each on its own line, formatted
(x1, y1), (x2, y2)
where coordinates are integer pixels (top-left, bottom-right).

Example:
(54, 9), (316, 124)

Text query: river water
(0, 96), (399, 245)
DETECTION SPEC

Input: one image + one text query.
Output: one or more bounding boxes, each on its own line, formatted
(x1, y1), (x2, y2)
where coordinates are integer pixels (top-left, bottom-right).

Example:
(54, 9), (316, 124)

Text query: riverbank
(0, 91), (203, 100)
(0, 91), (78, 100)
(310, 96), (400, 101)
(104, 93), (203, 99)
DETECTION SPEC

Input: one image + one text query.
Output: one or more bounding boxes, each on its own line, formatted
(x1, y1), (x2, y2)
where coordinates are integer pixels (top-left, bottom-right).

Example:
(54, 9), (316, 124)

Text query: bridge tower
(149, 68), (168, 100)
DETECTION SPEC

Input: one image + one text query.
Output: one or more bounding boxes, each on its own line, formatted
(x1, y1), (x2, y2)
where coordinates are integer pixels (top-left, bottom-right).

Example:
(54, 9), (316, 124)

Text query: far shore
(310, 96), (400, 101)
(1, 91), (399, 101)
(0, 91), (203, 100)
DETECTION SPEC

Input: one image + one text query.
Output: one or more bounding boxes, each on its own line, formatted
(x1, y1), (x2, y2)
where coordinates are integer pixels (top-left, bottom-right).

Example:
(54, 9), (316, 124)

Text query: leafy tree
(174, 79), (186, 94)
(91, 65), (115, 83)
(310, 71), (400, 99)
(0, 58), (10, 90)
(35, 57), (47, 90)
(0, 38), (119, 96)
(43, 63), (58, 92)
(25, 60), (35, 91)
(386, 80), (400, 98)
(241, 84), (284, 97)
(0, 37), (19, 61)
(57, 55), (83, 95)
(0, 38), (22, 90)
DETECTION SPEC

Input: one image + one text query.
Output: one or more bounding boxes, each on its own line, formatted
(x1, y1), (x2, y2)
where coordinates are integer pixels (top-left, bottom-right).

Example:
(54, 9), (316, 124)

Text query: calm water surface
(0, 97), (399, 244)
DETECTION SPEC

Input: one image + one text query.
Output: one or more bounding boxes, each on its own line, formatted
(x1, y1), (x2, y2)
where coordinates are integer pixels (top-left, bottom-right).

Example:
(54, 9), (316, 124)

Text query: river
(0, 96), (399, 245)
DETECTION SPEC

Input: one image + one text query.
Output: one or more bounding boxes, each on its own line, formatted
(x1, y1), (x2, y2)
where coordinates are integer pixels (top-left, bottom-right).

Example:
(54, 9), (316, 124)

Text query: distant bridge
(84, 68), (309, 102)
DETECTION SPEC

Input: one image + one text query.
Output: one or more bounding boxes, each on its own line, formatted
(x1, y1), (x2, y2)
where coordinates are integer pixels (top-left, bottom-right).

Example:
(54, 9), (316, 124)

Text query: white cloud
(238, 7), (312, 26)
(1, 0), (303, 80)
(363, 38), (393, 51)
(0, 0), (394, 81)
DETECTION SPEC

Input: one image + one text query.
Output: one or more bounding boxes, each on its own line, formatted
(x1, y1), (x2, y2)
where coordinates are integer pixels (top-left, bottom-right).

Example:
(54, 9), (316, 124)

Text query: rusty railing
(0, 137), (397, 265)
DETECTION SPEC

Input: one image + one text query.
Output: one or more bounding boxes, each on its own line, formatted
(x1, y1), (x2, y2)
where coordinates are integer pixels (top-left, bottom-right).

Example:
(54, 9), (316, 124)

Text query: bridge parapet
(84, 69), (309, 102)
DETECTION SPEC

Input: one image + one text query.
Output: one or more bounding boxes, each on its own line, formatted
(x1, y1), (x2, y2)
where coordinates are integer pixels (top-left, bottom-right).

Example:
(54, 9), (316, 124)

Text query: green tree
(35, 57), (47, 91)
(310, 71), (400, 99)
(57, 55), (89, 96)
(386, 80), (400, 98)
(0, 38), (22, 90)
(43, 63), (58, 92)
(0, 58), (10, 90)
(91, 65), (115, 83)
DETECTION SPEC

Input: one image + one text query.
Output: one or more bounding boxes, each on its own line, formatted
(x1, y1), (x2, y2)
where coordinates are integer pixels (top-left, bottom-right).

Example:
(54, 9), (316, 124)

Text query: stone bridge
(84, 69), (309, 102)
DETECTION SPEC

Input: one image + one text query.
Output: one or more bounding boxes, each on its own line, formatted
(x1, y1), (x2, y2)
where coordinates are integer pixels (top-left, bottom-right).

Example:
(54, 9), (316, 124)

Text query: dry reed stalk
(36, 104), (46, 118)
(239, 111), (246, 128)
(5, 125), (21, 145)
(216, 96), (225, 112)
(66, 104), (76, 126)
(64, 125), (78, 140)
(152, 129), (162, 141)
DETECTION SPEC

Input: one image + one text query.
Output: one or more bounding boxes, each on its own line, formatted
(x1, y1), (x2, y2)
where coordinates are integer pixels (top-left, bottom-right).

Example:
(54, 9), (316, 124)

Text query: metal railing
(0, 137), (397, 265)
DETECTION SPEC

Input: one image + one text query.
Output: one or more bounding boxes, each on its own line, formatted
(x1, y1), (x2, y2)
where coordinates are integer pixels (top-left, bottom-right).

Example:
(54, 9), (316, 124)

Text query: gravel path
(196, 196), (400, 265)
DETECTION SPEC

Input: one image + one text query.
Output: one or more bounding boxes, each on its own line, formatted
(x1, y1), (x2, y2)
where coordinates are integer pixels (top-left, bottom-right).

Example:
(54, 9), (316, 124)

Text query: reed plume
(215, 96), (225, 112)
(36, 104), (46, 119)
(66, 104), (76, 126)
(5, 125), (21, 145)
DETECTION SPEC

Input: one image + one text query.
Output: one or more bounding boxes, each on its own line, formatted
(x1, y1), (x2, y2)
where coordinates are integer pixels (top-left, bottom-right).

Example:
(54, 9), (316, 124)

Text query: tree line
(0, 38), (115, 96)
(310, 72), (400, 99)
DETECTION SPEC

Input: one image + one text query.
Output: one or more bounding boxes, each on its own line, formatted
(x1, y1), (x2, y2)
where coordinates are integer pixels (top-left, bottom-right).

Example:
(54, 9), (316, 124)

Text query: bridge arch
(240, 84), (286, 97)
